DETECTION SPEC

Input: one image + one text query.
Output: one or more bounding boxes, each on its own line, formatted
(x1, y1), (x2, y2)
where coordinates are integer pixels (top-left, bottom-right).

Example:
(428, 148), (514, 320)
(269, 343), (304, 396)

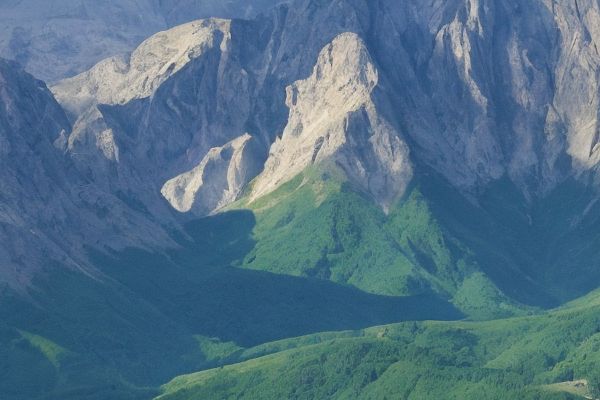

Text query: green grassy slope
(156, 298), (600, 400)
(232, 171), (540, 319)
(227, 169), (600, 319)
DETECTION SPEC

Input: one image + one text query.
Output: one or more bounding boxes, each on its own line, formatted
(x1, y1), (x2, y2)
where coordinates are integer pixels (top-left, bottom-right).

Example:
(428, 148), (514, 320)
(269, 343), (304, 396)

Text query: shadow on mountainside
(0, 209), (462, 399)
(97, 210), (463, 347)
(417, 171), (600, 308)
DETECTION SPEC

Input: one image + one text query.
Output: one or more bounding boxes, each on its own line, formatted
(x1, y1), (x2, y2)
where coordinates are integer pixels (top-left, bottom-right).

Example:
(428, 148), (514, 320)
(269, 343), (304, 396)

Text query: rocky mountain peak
(39, 0), (600, 220)
(250, 32), (413, 209)
(52, 19), (233, 118)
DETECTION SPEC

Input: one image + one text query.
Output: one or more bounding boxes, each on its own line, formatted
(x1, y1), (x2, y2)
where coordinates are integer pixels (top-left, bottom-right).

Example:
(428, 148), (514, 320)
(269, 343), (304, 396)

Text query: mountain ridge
(52, 0), (600, 211)
(41, 0), (600, 312)
(3, 1), (600, 398)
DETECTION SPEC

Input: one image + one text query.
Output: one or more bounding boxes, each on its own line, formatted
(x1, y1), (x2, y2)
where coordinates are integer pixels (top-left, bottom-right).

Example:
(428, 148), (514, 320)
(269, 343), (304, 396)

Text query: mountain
(249, 32), (413, 210)
(52, 18), (268, 222)
(0, 0), (284, 82)
(0, 58), (71, 287)
(50, 0), (600, 312)
(54, 0), (600, 211)
(4, 0), (600, 398)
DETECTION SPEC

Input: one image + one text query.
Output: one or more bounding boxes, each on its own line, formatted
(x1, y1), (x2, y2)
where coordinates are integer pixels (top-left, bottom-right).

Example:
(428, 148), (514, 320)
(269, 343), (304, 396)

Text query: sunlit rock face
(250, 33), (413, 211)
(162, 133), (262, 216)
(52, 19), (263, 218)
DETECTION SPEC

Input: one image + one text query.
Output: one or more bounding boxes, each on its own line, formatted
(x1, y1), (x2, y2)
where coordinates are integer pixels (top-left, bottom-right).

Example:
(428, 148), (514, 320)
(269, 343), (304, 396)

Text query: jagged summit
(250, 32), (413, 210)
(51, 16), (260, 219)
(49, 0), (600, 216)
(52, 19), (233, 117)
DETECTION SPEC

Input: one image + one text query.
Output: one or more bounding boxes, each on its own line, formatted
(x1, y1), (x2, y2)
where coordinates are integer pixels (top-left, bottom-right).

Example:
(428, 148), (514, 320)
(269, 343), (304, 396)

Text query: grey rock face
(52, 18), (265, 219)
(0, 60), (74, 288)
(0, 59), (172, 290)
(363, 0), (600, 197)
(162, 133), (262, 216)
(550, 0), (600, 173)
(250, 33), (413, 210)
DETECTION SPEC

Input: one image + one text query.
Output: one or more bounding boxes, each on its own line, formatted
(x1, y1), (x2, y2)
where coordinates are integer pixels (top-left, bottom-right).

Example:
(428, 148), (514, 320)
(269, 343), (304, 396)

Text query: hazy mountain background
(2, 0), (600, 399)
(0, 0), (284, 82)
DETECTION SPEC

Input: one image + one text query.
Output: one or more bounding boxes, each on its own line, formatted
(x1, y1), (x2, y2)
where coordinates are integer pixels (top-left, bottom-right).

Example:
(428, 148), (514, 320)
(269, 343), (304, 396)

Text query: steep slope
(0, 0), (284, 82)
(250, 32), (413, 210)
(314, 0), (600, 197)
(0, 58), (73, 287)
(0, 58), (172, 291)
(51, 18), (270, 220)
(161, 134), (262, 215)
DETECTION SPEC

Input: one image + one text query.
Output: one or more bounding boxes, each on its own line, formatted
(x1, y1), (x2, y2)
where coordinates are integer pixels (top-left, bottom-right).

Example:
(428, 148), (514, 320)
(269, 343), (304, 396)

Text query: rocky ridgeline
(52, 0), (600, 215)
(3, 0), (600, 288)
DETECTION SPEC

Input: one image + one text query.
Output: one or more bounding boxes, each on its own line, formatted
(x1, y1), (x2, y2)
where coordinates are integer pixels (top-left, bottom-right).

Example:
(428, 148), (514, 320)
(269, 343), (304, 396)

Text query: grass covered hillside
(156, 295), (600, 400)
(235, 171), (528, 321)
(230, 168), (600, 319)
